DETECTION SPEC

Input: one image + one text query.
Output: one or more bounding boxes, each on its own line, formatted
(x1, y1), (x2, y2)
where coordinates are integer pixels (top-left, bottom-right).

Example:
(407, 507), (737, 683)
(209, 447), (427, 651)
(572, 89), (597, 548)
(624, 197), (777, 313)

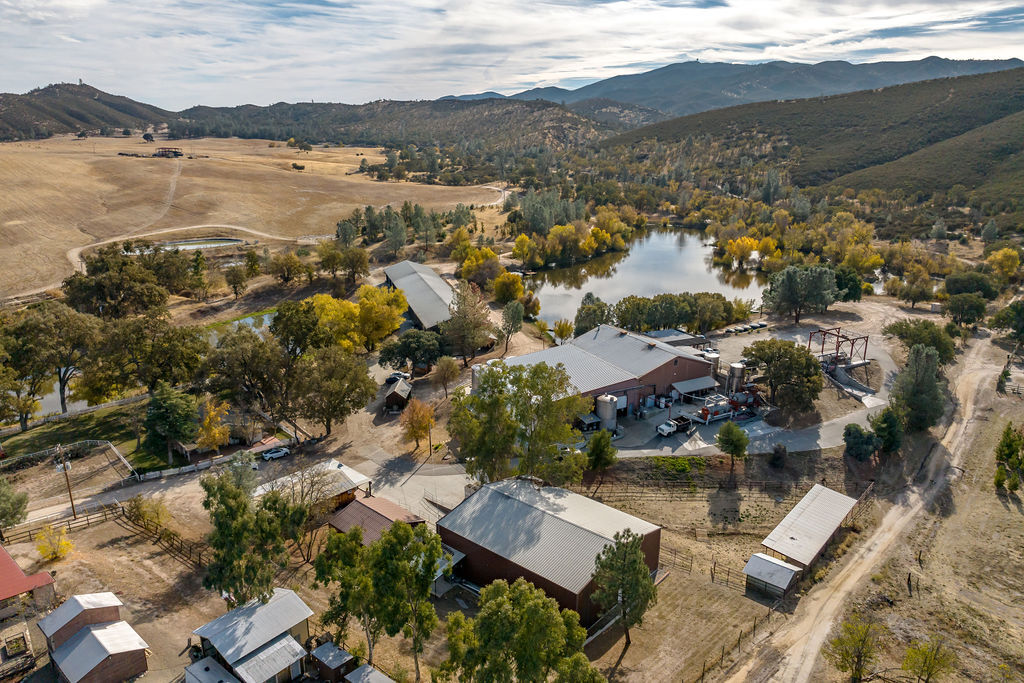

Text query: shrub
(995, 465), (1007, 489)
(35, 525), (73, 561)
(125, 495), (170, 526)
(292, 163), (305, 170)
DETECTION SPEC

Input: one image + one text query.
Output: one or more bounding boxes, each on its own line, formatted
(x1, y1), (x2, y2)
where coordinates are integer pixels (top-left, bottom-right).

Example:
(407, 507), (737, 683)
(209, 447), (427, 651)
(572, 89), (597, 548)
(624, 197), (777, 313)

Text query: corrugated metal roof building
(50, 620), (149, 683)
(327, 493), (425, 545)
(503, 324), (711, 412)
(742, 553), (802, 598)
(436, 478), (661, 624)
(761, 484), (858, 568)
(383, 261), (454, 330)
(253, 459), (371, 511)
(192, 588), (313, 683)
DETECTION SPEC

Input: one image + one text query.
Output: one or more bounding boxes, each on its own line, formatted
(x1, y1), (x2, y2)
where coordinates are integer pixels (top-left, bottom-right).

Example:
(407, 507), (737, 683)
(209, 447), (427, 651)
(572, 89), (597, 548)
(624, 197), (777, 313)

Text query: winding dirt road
(726, 338), (994, 682)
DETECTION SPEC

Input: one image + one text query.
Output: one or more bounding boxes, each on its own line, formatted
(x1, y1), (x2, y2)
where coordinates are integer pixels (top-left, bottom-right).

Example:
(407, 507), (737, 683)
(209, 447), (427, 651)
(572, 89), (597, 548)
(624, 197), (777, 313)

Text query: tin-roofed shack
(383, 260), (454, 330)
(761, 484), (858, 568)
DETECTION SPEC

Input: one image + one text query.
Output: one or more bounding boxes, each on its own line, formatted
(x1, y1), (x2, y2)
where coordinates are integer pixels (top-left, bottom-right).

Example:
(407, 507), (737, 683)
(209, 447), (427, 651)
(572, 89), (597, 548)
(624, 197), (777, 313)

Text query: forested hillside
(0, 83), (171, 140)
(605, 67), (1024, 186)
(174, 98), (602, 150)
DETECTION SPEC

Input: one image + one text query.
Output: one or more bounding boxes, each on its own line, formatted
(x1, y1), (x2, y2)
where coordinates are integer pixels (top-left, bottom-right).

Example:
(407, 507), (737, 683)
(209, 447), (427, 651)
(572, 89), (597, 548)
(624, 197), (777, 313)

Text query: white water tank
(728, 362), (746, 393)
(595, 394), (618, 432)
(704, 351), (721, 376)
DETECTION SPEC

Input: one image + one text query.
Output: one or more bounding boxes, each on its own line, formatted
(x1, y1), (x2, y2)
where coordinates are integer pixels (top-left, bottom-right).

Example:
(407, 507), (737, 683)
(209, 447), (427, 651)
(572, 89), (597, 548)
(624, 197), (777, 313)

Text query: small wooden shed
(311, 641), (355, 682)
(383, 379), (412, 410)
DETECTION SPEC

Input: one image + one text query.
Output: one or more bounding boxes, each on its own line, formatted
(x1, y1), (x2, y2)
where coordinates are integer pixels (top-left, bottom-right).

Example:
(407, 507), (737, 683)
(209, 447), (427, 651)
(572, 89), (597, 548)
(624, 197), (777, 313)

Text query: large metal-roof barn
(761, 484), (858, 568)
(382, 260), (454, 330)
(436, 477), (661, 624)
(503, 324), (713, 413)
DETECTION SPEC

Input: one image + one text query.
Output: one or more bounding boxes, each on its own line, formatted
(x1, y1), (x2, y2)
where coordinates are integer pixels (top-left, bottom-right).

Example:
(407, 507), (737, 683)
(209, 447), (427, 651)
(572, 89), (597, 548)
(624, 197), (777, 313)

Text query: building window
(673, 359), (678, 365)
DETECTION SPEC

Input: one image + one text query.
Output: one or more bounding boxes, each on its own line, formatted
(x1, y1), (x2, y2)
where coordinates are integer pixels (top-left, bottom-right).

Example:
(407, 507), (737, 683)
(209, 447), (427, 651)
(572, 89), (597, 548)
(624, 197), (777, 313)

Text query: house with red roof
(0, 544), (56, 619)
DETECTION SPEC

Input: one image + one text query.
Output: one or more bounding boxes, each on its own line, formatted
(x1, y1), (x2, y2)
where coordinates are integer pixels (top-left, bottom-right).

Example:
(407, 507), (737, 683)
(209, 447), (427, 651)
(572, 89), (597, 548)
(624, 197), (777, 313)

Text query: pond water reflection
(526, 228), (768, 323)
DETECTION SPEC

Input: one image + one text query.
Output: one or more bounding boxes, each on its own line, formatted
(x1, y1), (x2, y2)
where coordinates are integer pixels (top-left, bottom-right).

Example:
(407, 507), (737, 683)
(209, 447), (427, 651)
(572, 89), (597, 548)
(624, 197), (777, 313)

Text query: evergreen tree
(592, 530), (656, 646)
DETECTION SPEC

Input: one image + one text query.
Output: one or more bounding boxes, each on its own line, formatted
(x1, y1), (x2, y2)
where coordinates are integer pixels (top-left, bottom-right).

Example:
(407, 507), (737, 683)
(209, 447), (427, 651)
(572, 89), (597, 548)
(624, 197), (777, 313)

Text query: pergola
(807, 327), (868, 364)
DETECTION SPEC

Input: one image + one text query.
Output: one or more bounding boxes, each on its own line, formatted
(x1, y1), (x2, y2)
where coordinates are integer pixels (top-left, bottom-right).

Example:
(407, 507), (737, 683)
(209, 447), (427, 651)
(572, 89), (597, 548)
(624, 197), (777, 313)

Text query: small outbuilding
(761, 484), (858, 569)
(742, 552), (802, 598)
(0, 544), (55, 618)
(253, 460), (371, 511)
(311, 641), (355, 682)
(37, 592), (149, 683)
(327, 493), (425, 545)
(383, 379), (412, 410)
(345, 663), (396, 683)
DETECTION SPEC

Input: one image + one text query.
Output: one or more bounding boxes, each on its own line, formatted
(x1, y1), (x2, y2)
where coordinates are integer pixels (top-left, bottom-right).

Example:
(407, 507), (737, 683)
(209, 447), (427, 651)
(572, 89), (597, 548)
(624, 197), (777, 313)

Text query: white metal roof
(438, 478), (659, 594)
(383, 260), (454, 329)
(742, 553), (802, 590)
(253, 459), (371, 499)
(503, 344), (635, 395)
(51, 621), (148, 683)
(185, 656), (241, 683)
(232, 633), (307, 683)
(671, 376), (718, 395)
(570, 325), (709, 377)
(762, 485), (858, 566)
(38, 592), (122, 637)
(311, 641), (354, 669)
(345, 664), (397, 683)
(193, 588), (313, 665)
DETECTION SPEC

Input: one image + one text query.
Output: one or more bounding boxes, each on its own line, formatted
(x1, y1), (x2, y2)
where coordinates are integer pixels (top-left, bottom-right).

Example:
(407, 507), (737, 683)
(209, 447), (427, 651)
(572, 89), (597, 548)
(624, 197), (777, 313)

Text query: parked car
(261, 447), (291, 461)
(384, 371), (412, 385)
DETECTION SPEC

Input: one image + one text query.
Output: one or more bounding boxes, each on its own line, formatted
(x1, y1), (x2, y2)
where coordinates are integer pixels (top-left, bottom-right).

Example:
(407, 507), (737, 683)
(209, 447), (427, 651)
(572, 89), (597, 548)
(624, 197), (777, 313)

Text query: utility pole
(57, 444), (78, 520)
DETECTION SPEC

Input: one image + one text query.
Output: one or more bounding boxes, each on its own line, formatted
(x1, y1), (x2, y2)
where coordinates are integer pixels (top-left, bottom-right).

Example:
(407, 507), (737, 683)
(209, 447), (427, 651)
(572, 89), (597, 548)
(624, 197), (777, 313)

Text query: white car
(261, 447), (291, 461)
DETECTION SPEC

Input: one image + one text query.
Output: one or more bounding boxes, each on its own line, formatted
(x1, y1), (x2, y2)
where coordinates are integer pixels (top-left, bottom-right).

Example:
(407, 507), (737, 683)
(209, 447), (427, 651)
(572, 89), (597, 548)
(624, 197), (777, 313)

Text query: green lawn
(1, 403), (186, 471)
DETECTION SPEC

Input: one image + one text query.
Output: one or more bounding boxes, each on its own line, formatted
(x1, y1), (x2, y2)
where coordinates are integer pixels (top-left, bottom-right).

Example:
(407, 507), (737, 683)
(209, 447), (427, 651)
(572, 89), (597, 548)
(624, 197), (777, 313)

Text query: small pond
(526, 228), (768, 323)
(160, 238), (243, 251)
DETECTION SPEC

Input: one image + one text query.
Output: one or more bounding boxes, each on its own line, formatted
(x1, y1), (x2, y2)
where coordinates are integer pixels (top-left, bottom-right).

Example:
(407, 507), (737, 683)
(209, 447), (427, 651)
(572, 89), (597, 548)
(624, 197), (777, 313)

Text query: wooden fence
(709, 560), (747, 591)
(0, 504), (124, 544)
(693, 604), (783, 683)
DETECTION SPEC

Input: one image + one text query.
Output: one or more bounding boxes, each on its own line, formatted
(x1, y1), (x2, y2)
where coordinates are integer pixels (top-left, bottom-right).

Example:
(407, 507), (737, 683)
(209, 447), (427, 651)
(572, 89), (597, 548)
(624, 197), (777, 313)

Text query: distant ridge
(603, 67), (1024, 203)
(0, 83), (172, 140)
(446, 57), (1024, 117)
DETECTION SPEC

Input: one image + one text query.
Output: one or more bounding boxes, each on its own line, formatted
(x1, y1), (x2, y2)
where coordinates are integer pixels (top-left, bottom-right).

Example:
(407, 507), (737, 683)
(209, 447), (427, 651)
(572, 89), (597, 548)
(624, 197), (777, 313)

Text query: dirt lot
(0, 135), (502, 297)
(3, 444), (133, 513)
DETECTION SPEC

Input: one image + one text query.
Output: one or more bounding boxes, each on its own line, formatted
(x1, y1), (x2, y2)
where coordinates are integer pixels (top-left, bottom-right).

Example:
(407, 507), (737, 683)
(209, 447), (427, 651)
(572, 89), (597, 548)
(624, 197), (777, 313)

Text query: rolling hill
(604, 67), (1024, 189)
(448, 56), (1024, 117)
(175, 98), (603, 149)
(0, 83), (172, 140)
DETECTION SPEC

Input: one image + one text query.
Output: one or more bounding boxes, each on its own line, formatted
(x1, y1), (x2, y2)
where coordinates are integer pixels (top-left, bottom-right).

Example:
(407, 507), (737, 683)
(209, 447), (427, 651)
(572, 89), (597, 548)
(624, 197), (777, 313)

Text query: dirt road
(726, 336), (995, 682)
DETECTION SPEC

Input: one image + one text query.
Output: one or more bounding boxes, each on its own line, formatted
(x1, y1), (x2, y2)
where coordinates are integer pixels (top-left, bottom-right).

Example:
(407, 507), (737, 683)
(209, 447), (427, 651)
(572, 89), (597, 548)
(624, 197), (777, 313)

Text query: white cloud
(0, 0), (1021, 109)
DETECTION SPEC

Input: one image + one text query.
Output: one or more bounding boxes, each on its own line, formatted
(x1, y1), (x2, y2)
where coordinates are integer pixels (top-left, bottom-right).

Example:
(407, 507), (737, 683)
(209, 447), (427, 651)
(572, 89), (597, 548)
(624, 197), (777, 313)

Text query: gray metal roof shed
(437, 478), (659, 594)
(671, 376), (718, 396)
(193, 588), (313, 666)
(383, 261), (454, 330)
(762, 485), (858, 567)
(742, 553), (802, 592)
(312, 641), (354, 669)
(345, 664), (397, 683)
(50, 621), (148, 683)
(38, 592), (122, 638)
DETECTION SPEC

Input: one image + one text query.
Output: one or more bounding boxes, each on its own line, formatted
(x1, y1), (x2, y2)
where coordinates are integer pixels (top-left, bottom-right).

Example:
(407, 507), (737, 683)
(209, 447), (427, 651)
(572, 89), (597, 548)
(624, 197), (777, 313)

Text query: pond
(526, 228), (768, 323)
(160, 238), (244, 251)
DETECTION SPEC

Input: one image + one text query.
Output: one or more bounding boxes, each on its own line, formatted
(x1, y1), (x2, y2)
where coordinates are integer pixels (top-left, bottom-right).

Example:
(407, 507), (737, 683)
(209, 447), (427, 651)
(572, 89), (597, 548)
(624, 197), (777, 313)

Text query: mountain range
(446, 56), (1024, 117)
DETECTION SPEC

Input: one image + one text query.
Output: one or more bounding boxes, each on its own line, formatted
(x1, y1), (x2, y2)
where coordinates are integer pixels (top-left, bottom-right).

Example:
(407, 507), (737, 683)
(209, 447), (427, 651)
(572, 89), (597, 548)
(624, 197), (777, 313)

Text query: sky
(1, 0), (1023, 110)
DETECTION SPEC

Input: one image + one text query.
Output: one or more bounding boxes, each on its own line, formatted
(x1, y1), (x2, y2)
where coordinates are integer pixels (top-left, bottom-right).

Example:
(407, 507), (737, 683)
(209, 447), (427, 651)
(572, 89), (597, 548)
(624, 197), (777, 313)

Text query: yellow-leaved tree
(356, 285), (407, 352)
(196, 397), (231, 456)
(309, 293), (361, 351)
(36, 524), (73, 561)
(401, 398), (435, 452)
(987, 247), (1020, 283)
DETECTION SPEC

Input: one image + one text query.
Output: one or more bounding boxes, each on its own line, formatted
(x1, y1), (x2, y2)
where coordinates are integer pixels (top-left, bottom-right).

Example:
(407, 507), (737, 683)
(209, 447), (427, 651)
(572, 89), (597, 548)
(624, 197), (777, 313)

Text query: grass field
(0, 402), (185, 471)
(0, 136), (502, 297)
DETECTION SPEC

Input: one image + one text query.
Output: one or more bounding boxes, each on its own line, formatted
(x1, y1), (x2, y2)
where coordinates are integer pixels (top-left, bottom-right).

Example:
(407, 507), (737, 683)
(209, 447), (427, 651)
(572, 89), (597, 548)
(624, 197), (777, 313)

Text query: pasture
(0, 136), (501, 297)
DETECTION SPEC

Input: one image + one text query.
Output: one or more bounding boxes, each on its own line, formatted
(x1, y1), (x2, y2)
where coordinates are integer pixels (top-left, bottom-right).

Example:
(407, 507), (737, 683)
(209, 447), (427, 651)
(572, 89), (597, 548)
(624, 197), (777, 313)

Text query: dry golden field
(0, 136), (502, 297)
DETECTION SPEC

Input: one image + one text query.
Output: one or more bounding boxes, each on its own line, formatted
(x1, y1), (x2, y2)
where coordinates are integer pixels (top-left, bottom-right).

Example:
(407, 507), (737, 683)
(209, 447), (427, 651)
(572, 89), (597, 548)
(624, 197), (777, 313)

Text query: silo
(703, 351), (721, 376)
(595, 394), (618, 432)
(727, 362), (746, 393)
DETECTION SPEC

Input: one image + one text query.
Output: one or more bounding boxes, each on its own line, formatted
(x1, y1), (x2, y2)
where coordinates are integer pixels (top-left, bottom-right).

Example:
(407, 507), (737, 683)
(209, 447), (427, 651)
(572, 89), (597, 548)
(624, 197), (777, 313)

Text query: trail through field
(126, 158), (181, 236)
(725, 338), (995, 683)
